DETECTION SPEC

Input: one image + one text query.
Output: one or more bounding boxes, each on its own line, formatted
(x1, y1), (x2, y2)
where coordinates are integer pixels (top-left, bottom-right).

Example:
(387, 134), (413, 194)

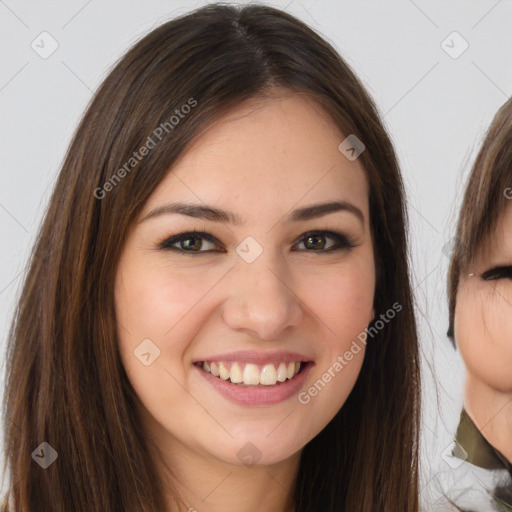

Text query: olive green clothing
(454, 408), (512, 511)
(455, 408), (512, 476)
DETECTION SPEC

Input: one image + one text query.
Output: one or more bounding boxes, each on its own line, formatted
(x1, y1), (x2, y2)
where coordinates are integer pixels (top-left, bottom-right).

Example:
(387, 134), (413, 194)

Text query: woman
(1, 4), (420, 511)
(446, 97), (512, 510)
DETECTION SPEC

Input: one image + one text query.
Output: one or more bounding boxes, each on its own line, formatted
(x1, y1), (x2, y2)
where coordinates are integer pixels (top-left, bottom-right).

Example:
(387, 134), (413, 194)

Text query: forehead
(142, 91), (370, 219)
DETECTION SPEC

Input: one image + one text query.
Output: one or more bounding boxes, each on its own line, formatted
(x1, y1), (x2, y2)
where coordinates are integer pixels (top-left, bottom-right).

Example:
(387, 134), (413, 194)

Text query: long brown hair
(447, 97), (512, 341)
(1, 4), (420, 511)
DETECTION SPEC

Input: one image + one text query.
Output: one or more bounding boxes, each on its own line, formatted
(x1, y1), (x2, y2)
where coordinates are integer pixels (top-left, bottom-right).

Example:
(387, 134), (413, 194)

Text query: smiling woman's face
(455, 203), (512, 392)
(114, 91), (375, 468)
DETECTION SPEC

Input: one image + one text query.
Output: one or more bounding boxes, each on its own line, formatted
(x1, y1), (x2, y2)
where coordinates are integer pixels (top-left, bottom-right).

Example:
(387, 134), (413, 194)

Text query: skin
(454, 203), (512, 463)
(114, 89), (376, 512)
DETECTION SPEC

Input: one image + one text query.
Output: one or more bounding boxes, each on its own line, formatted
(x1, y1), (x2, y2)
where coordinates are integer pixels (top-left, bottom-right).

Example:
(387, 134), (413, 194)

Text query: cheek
(311, 253), (375, 345)
(296, 256), (374, 416)
(113, 256), (193, 392)
(455, 288), (512, 391)
(322, 275), (374, 336)
(115, 256), (213, 343)
(114, 259), (203, 428)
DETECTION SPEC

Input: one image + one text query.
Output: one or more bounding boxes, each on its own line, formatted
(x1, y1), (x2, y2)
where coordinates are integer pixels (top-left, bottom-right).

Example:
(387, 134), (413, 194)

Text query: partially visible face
(454, 203), (512, 392)
(114, 90), (375, 468)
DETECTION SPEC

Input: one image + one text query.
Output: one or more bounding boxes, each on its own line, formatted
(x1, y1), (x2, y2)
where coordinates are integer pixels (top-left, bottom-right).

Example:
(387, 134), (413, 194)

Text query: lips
(192, 351), (314, 406)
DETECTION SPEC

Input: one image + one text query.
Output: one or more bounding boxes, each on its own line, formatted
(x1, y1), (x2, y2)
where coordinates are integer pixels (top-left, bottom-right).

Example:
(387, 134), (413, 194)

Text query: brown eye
(294, 230), (356, 252)
(303, 234), (327, 250)
(159, 231), (220, 253)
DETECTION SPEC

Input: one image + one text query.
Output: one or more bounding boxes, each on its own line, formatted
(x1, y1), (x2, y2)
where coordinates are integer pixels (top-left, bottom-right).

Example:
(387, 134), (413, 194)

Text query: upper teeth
(201, 361), (302, 386)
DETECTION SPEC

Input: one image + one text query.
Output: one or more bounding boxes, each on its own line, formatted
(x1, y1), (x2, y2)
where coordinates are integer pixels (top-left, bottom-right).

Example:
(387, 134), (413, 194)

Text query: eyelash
(481, 266), (512, 280)
(157, 229), (357, 254)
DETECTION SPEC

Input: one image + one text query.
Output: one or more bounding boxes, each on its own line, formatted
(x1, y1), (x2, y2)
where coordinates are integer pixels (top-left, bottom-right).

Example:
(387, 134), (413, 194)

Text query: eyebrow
(139, 200), (365, 226)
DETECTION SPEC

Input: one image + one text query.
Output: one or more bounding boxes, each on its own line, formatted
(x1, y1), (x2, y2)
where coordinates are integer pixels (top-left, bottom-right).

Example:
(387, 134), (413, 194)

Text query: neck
(464, 372), (512, 463)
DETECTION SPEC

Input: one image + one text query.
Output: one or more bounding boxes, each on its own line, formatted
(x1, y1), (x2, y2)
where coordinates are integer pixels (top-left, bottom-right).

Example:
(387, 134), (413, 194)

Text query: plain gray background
(1, 0), (511, 507)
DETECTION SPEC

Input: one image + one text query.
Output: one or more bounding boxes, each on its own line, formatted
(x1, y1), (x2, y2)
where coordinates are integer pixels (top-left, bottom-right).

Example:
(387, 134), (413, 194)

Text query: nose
(221, 252), (304, 341)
